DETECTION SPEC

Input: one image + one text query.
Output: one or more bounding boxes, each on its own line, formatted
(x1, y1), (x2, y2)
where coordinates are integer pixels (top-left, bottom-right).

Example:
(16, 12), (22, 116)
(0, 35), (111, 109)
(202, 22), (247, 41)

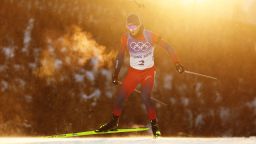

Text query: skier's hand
(175, 63), (185, 74)
(112, 74), (119, 85)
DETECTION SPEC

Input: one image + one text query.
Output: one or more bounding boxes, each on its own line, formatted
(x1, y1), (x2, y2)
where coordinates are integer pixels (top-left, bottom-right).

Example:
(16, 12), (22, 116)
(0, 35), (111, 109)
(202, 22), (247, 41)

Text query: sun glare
(150, 0), (237, 20)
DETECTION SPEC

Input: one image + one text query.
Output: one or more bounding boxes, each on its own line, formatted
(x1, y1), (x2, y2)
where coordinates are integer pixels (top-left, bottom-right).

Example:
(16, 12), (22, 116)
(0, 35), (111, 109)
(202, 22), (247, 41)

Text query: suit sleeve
(150, 32), (162, 44)
(151, 32), (180, 64)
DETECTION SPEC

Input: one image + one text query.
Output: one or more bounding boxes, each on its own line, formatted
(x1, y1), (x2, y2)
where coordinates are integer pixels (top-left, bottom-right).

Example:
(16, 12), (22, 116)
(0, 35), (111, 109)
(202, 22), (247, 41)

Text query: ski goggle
(127, 24), (139, 32)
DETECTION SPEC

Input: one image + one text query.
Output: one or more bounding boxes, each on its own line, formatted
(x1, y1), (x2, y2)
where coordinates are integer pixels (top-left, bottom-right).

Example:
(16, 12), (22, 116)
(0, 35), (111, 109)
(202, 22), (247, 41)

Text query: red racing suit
(112, 29), (179, 120)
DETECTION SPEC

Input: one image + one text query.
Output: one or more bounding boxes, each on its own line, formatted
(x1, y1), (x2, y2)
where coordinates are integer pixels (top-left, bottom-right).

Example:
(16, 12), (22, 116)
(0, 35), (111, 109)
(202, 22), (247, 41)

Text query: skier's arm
(151, 33), (185, 73)
(159, 39), (185, 73)
(112, 35), (127, 84)
(113, 47), (125, 78)
(158, 39), (179, 64)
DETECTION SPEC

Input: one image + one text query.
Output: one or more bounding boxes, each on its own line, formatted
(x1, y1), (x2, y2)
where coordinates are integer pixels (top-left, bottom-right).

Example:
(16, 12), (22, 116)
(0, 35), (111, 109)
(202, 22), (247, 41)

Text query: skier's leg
(96, 68), (140, 132)
(141, 69), (161, 137)
(141, 70), (156, 120)
(112, 68), (140, 116)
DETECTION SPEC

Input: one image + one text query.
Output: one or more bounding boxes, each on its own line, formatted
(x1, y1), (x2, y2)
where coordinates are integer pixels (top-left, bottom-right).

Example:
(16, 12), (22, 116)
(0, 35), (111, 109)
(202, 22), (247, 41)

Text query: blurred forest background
(0, 0), (256, 137)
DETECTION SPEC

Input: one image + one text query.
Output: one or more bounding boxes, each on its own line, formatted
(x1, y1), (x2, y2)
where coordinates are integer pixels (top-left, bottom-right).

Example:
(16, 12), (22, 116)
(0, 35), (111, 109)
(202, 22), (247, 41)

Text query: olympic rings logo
(130, 42), (152, 52)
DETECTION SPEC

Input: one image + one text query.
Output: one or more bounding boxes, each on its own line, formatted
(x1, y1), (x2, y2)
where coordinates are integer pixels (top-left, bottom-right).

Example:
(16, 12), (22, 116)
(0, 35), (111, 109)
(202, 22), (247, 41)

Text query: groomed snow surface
(0, 137), (255, 144)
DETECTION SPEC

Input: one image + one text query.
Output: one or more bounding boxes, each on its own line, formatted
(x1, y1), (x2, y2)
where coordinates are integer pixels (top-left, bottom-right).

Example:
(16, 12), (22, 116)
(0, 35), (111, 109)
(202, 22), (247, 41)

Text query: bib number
(138, 60), (144, 65)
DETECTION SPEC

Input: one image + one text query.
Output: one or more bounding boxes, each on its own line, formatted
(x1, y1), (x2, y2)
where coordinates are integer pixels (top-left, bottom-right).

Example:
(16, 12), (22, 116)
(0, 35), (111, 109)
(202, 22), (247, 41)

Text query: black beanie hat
(126, 14), (141, 25)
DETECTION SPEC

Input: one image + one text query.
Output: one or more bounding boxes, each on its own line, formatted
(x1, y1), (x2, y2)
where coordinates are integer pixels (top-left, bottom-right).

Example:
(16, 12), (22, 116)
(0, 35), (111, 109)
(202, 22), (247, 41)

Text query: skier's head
(126, 14), (143, 36)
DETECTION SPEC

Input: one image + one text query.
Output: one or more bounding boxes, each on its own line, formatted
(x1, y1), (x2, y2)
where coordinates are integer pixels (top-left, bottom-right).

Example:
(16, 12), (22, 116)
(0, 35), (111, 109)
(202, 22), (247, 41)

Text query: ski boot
(95, 115), (119, 132)
(150, 119), (161, 137)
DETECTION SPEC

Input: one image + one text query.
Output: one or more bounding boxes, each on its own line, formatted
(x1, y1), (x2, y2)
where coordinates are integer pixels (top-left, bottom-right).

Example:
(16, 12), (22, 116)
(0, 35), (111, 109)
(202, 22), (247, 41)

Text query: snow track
(0, 137), (255, 144)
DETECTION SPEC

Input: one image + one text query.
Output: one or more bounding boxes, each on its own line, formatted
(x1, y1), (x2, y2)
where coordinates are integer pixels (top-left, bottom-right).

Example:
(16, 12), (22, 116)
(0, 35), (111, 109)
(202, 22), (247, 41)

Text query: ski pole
(117, 81), (168, 106)
(184, 70), (218, 80)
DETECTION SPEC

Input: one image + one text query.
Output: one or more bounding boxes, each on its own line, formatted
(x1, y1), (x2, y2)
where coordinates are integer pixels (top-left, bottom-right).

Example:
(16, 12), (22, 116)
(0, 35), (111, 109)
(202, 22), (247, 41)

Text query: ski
(46, 127), (149, 138)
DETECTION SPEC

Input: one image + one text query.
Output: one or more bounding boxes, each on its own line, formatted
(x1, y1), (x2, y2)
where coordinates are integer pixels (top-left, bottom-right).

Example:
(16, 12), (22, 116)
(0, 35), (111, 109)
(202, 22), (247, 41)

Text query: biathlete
(96, 14), (185, 137)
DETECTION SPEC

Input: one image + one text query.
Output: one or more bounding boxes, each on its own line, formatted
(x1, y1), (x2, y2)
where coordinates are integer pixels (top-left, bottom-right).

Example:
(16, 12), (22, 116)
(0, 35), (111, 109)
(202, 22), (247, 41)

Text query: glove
(112, 73), (119, 85)
(175, 63), (185, 73)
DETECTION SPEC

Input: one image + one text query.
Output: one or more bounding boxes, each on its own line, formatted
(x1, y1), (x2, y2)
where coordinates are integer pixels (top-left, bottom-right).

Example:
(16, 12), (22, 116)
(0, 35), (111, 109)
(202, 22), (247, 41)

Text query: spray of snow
(35, 25), (114, 78)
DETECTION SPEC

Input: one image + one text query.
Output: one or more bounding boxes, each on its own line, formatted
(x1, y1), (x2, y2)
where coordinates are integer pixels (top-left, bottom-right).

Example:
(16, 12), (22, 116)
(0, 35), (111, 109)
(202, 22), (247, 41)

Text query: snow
(48, 44), (55, 54)
(24, 95), (33, 103)
(15, 79), (26, 89)
(195, 114), (204, 127)
(180, 97), (189, 107)
(85, 71), (95, 82)
(215, 92), (222, 103)
(54, 59), (63, 70)
(163, 74), (173, 90)
(2, 47), (14, 59)
(247, 97), (256, 109)
(195, 82), (203, 97)
(13, 64), (21, 70)
(23, 120), (32, 128)
(22, 18), (34, 53)
(247, 98), (256, 114)
(219, 107), (230, 123)
(177, 84), (187, 97)
(60, 47), (67, 53)
(169, 97), (176, 105)
(0, 137), (255, 144)
(100, 69), (111, 81)
(105, 90), (113, 98)
(90, 57), (99, 72)
(74, 73), (84, 83)
(28, 62), (37, 69)
(80, 89), (101, 101)
(1, 80), (9, 92)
